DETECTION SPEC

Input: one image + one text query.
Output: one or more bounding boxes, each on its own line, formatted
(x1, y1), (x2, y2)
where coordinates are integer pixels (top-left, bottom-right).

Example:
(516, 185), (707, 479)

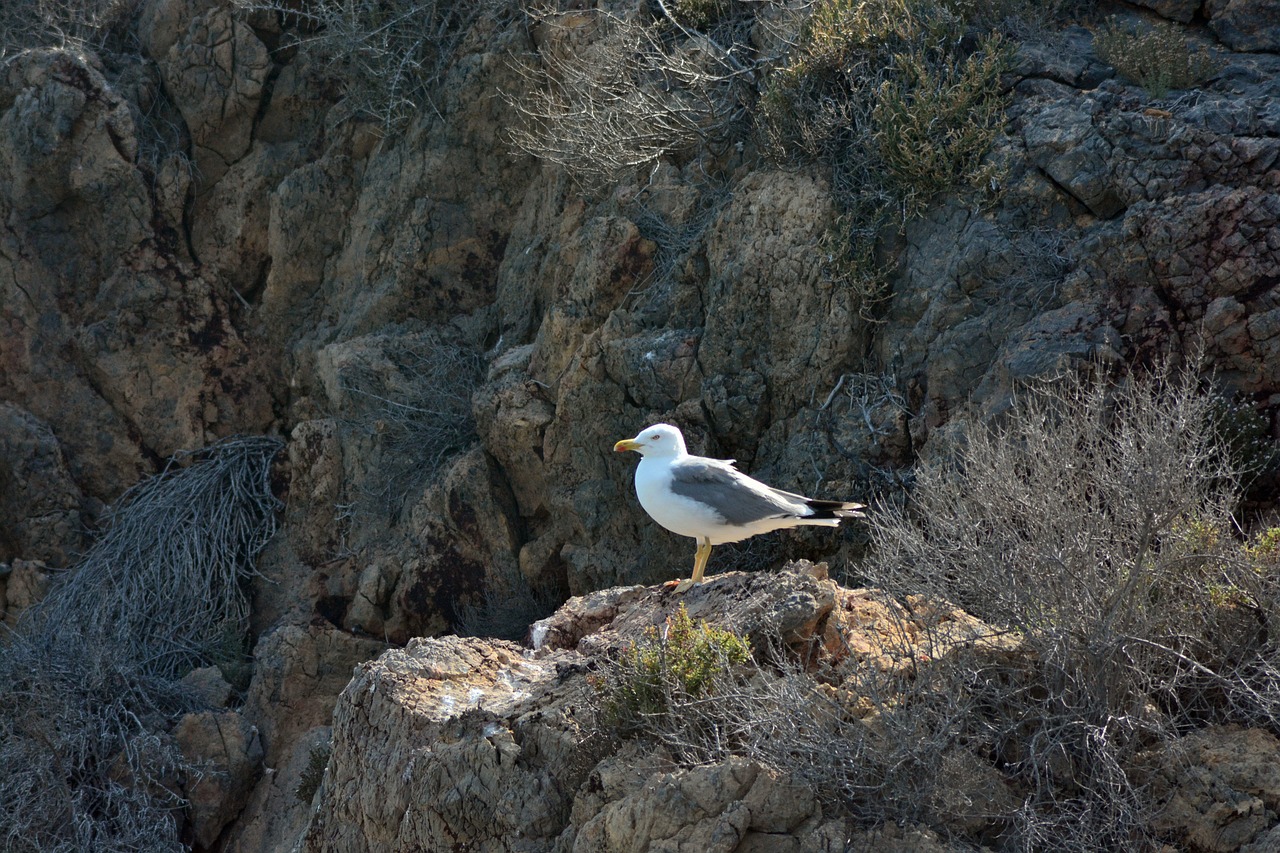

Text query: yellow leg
(690, 538), (713, 584)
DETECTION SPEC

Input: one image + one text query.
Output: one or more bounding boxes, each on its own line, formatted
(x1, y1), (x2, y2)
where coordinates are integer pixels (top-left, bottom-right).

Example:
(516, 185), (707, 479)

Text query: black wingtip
(804, 499), (867, 520)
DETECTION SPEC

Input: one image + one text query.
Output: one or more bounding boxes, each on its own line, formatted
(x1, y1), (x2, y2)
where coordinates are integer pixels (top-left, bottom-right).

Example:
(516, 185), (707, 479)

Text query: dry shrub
(864, 363), (1280, 849)
(335, 334), (484, 521)
(235, 0), (514, 133)
(0, 0), (139, 56)
(0, 436), (282, 853)
(1094, 16), (1221, 99)
(506, 5), (753, 191)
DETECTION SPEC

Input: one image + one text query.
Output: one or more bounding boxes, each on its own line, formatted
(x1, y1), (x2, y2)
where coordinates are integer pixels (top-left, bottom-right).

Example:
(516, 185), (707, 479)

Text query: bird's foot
(671, 579), (699, 594)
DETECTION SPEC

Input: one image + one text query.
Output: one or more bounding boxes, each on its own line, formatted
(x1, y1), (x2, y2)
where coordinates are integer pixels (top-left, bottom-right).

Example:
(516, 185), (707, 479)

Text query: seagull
(614, 423), (865, 588)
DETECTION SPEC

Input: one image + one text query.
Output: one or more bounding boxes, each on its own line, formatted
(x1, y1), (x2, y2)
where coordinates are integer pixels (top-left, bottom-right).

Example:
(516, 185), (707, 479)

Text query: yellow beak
(614, 438), (642, 453)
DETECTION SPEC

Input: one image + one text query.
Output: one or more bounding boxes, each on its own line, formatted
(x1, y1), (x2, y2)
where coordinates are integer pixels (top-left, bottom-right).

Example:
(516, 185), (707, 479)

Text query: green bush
(598, 604), (752, 734)
(295, 741), (332, 804)
(1094, 17), (1221, 98)
(872, 38), (1010, 212)
(757, 0), (1011, 316)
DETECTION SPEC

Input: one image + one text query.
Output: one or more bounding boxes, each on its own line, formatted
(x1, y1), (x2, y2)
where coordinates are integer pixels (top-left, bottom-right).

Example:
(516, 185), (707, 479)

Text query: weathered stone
(1130, 0), (1202, 22)
(1136, 726), (1280, 852)
(175, 710), (264, 849)
(1208, 0), (1280, 51)
(0, 559), (52, 624)
(158, 1), (270, 187)
(0, 403), (85, 567)
(179, 666), (235, 708)
(1023, 100), (1124, 218)
(242, 622), (387, 767)
(224, 726), (334, 853)
(531, 561), (838, 657)
(298, 636), (594, 853)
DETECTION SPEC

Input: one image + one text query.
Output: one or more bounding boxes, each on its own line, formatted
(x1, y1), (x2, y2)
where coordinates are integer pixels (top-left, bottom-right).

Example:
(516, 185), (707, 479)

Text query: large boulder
(297, 564), (1021, 851)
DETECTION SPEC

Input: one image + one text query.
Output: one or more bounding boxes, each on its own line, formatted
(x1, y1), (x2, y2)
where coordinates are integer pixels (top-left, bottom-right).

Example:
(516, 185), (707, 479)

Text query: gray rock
(1022, 100), (1125, 218)
(0, 403), (85, 567)
(1208, 0), (1280, 51)
(1130, 0), (1203, 23)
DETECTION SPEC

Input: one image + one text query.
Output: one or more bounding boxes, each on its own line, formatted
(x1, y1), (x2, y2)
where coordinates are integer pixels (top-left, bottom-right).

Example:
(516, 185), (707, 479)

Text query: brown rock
(1137, 726), (1280, 852)
(531, 560), (838, 657)
(158, 1), (270, 188)
(298, 636), (594, 852)
(224, 726), (334, 853)
(242, 622), (387, 767)
(174, 710), (264, 849)
(0, 559), (52, 624)
(179, 666), (235, 708)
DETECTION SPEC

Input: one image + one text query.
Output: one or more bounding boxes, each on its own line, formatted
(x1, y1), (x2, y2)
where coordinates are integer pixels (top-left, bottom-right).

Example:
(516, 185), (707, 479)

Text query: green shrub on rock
(597, 604), (752, 735)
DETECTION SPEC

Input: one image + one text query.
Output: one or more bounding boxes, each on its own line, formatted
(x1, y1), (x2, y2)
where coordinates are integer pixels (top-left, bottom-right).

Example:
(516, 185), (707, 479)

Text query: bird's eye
(649, 434), (660, 440)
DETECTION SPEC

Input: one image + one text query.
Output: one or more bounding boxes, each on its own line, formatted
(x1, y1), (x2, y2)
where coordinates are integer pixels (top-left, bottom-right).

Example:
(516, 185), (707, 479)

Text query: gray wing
(667, 458), (806, 526)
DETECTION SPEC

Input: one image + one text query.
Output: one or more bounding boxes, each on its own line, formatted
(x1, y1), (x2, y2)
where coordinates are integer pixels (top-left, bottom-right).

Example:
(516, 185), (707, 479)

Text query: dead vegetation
(233, 0), (516, 133)
(0, 0), (140, 57)
(0, 436), (282, 853)
(505, 4), (757, 191)
(335, 334), (485, 524)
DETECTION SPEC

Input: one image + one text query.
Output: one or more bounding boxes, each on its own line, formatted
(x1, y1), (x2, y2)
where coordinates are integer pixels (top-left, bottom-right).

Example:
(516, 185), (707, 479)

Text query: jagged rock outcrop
(296, 562), (1017, 852)
(292, 564), (1280, 852)
(174, 710), (264, 849)
(218, 621), (388, 853)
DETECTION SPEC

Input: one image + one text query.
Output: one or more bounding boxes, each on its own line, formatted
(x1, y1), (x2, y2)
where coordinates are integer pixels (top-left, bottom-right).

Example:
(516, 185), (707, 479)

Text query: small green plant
(758, 0), (1010, 317)
(1094, 17), (1221, 98)
(598, 604), (751, 733)
(1245, 526), (1280, 565)
(872, 35), (1012, 214)
(295, 741), (332, 804)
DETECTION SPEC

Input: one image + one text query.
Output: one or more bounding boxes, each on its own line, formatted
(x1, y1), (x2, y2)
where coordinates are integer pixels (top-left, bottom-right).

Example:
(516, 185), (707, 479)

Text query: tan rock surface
(299, 636), (594, 853)
(242, 622), (388, 768)
(1138, 726), (1280, 853)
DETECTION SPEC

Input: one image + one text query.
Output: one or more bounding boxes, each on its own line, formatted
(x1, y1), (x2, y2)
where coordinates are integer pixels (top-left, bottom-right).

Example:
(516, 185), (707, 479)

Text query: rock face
(296, 562), (1013, 853)
(3, 0), (1280, 850)
(1138, 726), (1280, 852)
(289, 564), (1280, 852)
(174, 710), (264, 849)
(3, 0), (1280, 635)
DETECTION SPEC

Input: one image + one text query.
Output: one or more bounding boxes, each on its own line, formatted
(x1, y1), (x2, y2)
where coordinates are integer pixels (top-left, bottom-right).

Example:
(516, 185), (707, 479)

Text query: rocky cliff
(3, 0), (1280, 850)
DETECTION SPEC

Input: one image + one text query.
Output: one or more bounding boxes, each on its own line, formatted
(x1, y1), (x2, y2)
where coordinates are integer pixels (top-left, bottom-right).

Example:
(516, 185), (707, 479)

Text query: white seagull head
(613, 423), (688, 458)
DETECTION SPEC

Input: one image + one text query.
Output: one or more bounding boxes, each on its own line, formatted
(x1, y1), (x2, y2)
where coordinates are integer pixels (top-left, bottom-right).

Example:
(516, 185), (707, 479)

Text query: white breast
(634, 457), (726, 541)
